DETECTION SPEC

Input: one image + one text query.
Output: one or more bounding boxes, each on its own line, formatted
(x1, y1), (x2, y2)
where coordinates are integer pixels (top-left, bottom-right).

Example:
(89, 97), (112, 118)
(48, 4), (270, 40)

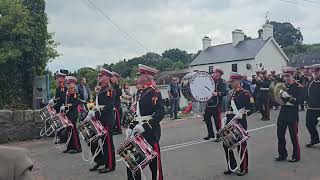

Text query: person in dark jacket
(111, 72), (123, 134)
(222, 73), (253, 176)
(126, 64), (165, 180)
(275, 67), (303, 163)
(305, 64), (320, 147)
(203, 68), (227, 142)
(168, 77), (181, 120)
(77, 77), (92, 103)
(257, 70), (272, 120)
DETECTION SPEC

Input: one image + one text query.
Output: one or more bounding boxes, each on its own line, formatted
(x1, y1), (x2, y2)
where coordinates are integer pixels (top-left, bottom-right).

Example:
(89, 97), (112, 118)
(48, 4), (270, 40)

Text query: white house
(190, 23), (289, 79)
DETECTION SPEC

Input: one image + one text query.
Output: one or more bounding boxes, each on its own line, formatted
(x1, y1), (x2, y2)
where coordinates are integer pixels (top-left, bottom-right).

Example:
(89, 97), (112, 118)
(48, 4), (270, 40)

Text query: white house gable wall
(254, 39), (288, 74)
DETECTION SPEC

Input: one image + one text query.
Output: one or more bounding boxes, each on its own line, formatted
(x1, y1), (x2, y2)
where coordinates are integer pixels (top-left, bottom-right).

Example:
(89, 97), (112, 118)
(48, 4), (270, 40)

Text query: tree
(162, 48), (192, 64)
(258, 21), (303, 48)
(76, 67), (98, 90)
(0, 0), (59, 109)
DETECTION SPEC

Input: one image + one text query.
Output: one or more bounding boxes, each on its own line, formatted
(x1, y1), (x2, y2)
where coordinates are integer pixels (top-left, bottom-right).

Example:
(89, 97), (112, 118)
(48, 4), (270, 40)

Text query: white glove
(222, 117), (227, 128)
(126, 128), (133, 139)
(87, 110), (96, 118)
(48, 99), (54, 106)
(280, 90), (290, 98)
(60, 106), (65, 112)
(133, 123), (145, 135)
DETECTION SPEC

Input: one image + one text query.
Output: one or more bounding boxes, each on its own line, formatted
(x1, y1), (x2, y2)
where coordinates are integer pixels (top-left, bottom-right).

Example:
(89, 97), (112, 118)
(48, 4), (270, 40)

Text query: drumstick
(204, 86), (211, 93)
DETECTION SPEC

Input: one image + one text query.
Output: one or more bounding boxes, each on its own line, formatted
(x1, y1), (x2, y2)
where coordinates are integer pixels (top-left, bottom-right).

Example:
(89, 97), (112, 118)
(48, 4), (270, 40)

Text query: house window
(209, 66), (214, 73)
(232, 64), (237, 72)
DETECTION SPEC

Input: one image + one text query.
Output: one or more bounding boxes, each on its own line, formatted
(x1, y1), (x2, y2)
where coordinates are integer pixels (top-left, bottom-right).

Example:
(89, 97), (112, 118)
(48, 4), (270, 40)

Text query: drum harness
(39, 103), (74, 151)
(225, 97), (249, 172)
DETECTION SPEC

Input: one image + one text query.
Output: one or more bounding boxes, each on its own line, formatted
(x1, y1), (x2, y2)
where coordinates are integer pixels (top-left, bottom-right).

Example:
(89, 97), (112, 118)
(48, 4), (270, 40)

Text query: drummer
(89, 68), (116, 173)
(126, 64), (165, 180)
(61, 76), (82, 154)
(223, 73), (252, 176)
(203, 68), (227, 141)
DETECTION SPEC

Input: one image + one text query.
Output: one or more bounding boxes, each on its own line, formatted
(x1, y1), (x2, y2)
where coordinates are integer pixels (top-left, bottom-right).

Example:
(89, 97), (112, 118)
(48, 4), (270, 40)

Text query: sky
(45, 0), (320, 72)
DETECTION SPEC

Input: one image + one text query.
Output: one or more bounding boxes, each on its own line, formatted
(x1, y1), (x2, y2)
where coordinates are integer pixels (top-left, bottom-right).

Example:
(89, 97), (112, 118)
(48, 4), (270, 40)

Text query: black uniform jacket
(54, 86), (67, 112)
(65, 89), (80, 122)
(226, 88), (253, 130)
(278, 81), (304, 124)
(206, 78), (228, 107)
(97, 86), (116, 129)
(305, 79), (320, 110)
(112, 83), (122, 108)
(129, 87), (165, 142)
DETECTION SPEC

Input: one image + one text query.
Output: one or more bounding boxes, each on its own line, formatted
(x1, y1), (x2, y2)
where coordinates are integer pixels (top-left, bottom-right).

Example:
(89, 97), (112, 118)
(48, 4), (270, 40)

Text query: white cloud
(46, 0), (320, 72)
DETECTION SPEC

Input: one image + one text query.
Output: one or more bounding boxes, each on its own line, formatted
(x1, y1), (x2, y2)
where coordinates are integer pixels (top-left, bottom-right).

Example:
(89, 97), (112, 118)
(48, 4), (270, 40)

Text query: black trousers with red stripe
(127, 139), (163, 180)
(204, 106), (222, 138)
(66, 117), (81, 151)
(223, 141), (248, 172)
(114, 107), (122, 132)
(91, 127), (116, 170)
(277, 121), (301, 160)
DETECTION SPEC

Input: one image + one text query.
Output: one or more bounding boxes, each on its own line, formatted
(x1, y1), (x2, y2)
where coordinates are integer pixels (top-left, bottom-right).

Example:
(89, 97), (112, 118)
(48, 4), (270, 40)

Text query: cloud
(46, 0), (320, 72)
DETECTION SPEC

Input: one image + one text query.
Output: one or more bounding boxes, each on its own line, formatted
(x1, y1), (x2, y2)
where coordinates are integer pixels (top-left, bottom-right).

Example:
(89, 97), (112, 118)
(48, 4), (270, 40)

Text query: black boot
(237, 169), (247, 176)
(89, 164), (101, 171)
(99, 167), (114, 174)
(274, 156), (287, 161)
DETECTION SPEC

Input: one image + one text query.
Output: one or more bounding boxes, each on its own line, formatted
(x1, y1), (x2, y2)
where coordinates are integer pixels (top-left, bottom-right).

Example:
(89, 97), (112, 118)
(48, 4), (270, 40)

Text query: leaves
(258, 21), (303, 48)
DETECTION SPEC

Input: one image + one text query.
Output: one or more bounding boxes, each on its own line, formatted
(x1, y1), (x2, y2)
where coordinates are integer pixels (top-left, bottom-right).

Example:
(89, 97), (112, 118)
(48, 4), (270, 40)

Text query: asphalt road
(7, 109), (320, 180)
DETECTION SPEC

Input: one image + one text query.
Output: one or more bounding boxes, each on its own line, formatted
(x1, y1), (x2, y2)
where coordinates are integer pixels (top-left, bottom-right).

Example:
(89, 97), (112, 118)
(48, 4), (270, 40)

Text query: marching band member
(203, 68), (227, 142)
(111, 71), (123, 135)
(258, 70), (271, 121)
(223, 73), (252, 176)
(53, 72), (67, 113)
(89, 68), (116, 173)
(275, 67), (303, 162)
(62, 76), (82, 154)
(51, 72), (68, 143)
(305, 64), (320, 147)
(126, 64), (165, 180)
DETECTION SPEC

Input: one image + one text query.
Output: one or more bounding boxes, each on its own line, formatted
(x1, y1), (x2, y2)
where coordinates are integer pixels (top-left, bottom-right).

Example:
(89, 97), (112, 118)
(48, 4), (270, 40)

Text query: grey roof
(289, 53), (320, 68)
(190, 38), (267, 66)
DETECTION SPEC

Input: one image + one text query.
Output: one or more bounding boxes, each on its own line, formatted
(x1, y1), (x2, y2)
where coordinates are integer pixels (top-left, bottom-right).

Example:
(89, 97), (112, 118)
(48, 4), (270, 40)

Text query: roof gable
(190, 38), (267, 66)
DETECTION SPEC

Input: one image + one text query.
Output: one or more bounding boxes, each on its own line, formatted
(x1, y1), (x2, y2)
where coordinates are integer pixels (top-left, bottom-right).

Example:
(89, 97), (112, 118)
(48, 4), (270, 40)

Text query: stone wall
(0, 110), (44, 144)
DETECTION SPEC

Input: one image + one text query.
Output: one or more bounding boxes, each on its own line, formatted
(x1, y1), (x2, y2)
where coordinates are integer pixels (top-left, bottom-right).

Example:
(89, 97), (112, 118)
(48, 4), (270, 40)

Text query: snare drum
(117, 134), (158, 174)
(40, 106), (57, 121)
(49, 113), (73, 134)
(217, 121), (249, 149)
(78, 117), (107, 144)
(181, 71), (215, 102)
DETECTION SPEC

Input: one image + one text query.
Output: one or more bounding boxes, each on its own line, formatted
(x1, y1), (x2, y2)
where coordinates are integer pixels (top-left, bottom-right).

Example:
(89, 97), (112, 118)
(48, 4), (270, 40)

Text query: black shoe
(237, 169), (247, 176)
(174, 117), (181, 119)
(89, 164), (101, 171)
(274, 156), (287, 161)
(99, 167), (114, 174)
(223, 170), (233, 175)
(288, 158), (299, 163)
(203, 136), (215, 140)
(214, 137), (221, 142)
(69, 149), (82, 154)
(306, 141), (320, 148)
(62, 149), (70, 153)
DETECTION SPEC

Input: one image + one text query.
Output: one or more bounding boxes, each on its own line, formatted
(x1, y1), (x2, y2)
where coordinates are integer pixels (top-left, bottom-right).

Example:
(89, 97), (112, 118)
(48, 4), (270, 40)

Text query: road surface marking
(116, 123), (276, 162)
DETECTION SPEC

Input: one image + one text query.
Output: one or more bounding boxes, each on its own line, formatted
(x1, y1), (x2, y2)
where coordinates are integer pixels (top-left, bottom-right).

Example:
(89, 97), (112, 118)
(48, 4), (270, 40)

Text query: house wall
(190, 60), (257, 79)
(254, 39), (288, 74)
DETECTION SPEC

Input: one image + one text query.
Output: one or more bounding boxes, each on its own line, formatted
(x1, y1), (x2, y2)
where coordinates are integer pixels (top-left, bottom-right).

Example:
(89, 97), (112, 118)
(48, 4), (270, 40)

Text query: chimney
(262, 23), (273, 41)
(232, 29), (245, 46)
(202, 36), (212, 50)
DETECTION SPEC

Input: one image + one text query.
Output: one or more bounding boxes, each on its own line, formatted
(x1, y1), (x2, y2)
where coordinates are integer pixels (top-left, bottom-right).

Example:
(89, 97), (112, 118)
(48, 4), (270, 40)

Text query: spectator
(77, 77), (92, 103)
(168, 77), (181, 120)
(121, 82), (133, 105)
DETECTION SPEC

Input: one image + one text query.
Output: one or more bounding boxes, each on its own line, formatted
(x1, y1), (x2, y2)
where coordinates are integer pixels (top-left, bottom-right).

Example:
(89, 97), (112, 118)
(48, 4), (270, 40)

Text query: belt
(96, 105), (105, 110)
(134, 115), (153, 123)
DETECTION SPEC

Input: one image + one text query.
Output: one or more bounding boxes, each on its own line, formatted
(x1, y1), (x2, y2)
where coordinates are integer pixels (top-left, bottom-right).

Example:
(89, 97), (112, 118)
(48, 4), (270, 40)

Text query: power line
(83, 0), (150, 52)
(279, 0), (320, 8)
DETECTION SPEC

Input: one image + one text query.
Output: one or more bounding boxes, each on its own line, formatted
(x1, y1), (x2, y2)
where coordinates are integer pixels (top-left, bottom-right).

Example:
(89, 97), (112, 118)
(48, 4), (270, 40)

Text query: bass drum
(181, 71), (215, 102)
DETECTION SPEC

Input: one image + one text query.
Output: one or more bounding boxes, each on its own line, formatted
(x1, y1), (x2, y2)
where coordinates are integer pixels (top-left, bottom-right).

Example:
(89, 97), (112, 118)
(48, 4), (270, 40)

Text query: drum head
(181, 71), (215, 102)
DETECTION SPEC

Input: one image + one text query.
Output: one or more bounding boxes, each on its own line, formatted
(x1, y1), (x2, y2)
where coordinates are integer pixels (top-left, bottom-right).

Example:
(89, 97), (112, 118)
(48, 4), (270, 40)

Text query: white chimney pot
(232, 29), (245, 46)
(262, 23), (273, 41)
(202, 36), (212, 50)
